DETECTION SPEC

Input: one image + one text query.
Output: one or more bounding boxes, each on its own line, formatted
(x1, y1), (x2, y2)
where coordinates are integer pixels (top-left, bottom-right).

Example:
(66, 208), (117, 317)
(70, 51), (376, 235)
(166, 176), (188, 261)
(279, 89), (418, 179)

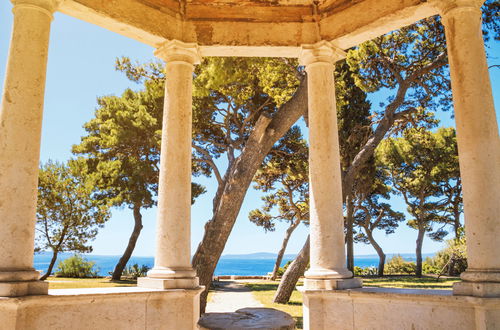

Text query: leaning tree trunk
(366, 231), (386, 277)
(41, 226), (68, 280)
(192, 78), (309, 313)
(274, 235), (310, 304)
(40, 249), (60, 280)
(415, 224), (425, 278)
(270, 220), (301, 280)
(112, 204), (143, 280)
(345, 194), (355, 272)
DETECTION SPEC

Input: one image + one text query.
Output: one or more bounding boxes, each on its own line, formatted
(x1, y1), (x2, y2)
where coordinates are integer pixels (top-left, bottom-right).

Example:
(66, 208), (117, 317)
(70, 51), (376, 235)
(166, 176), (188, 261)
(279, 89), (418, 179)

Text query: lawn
(244, 276), (459, 329)
(47, 277), (136, 289)
(362, 275), (460, 289)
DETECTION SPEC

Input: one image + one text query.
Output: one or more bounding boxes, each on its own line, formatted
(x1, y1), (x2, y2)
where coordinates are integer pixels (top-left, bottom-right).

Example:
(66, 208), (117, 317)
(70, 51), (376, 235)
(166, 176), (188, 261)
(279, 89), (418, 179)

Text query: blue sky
(1, 2), (499, 257)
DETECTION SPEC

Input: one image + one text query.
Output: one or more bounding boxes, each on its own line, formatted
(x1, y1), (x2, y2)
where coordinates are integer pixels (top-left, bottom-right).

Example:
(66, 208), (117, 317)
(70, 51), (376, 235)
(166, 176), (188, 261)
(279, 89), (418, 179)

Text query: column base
(0, 280), (48, 297)
(304, 277), (362, 290)
(305, 267), (353, 279)
(137, 276), (199, 289)
(453, 269), (500, 297)
(453, 281), (500, 298)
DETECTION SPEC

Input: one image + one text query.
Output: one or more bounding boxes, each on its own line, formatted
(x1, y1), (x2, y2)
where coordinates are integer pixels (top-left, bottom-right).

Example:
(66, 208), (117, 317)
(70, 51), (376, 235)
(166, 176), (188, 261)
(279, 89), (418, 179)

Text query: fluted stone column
(299, 41), (361, 290)
(0, 0), (59, 297)
(138, 40), (200, 290)
(434, 0), (500, 298)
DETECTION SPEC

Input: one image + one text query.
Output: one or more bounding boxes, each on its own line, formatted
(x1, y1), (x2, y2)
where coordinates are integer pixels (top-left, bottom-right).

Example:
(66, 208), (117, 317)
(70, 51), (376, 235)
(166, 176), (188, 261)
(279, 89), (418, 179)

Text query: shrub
(122, 264), (150, 279)
(385, 255), (416, 275)
(276, 260), (294, 277)
(55, 254), (99, 278)
(422, 257), (440, 274)
(353, 266), (378, 276)
(353, 266), (364, 276)
(425, 238), (467, 276)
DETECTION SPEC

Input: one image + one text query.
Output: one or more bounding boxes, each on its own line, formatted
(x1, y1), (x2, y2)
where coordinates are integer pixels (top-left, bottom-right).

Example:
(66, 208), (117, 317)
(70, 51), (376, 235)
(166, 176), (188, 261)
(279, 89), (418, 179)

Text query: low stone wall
(0, 286), (203, 330)
(301, 287), (500, 330)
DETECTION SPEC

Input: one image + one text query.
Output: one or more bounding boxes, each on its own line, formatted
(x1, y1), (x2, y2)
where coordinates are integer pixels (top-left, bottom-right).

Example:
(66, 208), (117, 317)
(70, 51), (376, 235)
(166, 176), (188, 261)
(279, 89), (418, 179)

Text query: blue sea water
(33, 252), (431, 277)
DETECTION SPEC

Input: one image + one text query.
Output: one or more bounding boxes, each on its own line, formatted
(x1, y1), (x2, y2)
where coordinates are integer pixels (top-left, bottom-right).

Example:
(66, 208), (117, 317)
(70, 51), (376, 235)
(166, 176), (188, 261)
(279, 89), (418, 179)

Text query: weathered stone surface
(198, 308), (295, 330)
(302, 287), (500, 330)
(0, 287), (203, 330)
(58, 0), (437, 54)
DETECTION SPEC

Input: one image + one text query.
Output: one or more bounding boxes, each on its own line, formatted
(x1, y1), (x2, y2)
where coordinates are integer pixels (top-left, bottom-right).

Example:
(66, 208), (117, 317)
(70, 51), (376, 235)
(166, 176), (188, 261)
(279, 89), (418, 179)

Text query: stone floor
(206, 280), (263, 312)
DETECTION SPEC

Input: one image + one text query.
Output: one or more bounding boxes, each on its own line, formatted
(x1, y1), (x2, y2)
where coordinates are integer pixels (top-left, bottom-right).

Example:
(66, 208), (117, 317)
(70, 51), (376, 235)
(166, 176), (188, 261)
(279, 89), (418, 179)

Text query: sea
(33, 252), (433, 277)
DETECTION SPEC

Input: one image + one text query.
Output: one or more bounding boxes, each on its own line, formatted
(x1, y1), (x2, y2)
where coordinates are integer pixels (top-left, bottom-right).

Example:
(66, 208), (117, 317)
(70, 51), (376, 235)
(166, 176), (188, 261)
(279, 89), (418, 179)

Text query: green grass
(47, 277), (136, 289)
(362, 276), (460, 290)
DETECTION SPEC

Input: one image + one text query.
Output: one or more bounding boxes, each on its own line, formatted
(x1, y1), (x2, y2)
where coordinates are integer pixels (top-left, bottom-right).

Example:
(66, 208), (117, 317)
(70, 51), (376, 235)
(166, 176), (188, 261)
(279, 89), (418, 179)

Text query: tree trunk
(273, 235), (310, 304)
(345, 194), (355, 272)
(366, 231), (385, 277)
(415, 225), (425, 277)
(454, 208), (461, 239)
(40, 249), (60, 280)
(192, 77), (309, 313)
(112, 204), (143, 280)
(270, 220), (301, 280)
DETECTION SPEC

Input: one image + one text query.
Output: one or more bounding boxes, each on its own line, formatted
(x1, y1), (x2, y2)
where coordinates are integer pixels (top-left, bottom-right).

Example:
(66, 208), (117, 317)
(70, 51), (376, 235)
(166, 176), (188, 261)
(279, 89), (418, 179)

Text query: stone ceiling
(137, 0), (352, 22)
(58, 0), (439, 57)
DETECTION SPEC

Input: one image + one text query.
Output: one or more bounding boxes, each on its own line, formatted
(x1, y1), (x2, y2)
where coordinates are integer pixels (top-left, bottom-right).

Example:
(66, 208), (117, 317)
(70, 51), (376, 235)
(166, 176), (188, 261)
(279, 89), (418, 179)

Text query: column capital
(431, 0), (483, 16)
(299, 41), (346, 67)
(11, 0), (61, 18)
(154, 40), (202, 65)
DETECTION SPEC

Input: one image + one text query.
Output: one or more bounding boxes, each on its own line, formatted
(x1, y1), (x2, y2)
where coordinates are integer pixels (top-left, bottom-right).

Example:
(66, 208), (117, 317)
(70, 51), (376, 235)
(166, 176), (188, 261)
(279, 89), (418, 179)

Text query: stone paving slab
(206, 280), (263, 313)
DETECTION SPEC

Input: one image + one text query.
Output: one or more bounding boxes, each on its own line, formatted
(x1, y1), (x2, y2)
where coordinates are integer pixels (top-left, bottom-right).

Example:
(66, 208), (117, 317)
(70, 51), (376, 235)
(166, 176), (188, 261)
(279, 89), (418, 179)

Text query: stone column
(0, 0), (58, 297)
(138, 40), (200, 290)
(299, 41), (361, 290)
(436, 0), (500, 297)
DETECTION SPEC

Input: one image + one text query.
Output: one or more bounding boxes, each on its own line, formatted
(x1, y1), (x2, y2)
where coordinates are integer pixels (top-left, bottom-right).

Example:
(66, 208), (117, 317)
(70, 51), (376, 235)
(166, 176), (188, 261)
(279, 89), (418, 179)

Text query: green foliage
(353, 266), (379, 276)
(72, 62), (205, 210)
(249, 126), (309, 232)
(276, 260), (294, 277)
(377, 127), (460, 240)
(36, 160), (111, 255)
(385, 255), (417, 275)
(353, 184), (406, 244)
(482, 0), (500, 42)
(122, 264), (151, 279)
(424, 238), (467, 276)
(335, 62), (373, 174)
(191, 57), (301, 176)
(346, 17), (451, 120)
(55, 255), (99, 278)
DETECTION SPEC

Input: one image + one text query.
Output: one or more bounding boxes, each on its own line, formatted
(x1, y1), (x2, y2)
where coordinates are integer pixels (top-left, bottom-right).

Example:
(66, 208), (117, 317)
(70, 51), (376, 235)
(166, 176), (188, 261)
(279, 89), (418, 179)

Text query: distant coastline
(34, 251), (435, 277)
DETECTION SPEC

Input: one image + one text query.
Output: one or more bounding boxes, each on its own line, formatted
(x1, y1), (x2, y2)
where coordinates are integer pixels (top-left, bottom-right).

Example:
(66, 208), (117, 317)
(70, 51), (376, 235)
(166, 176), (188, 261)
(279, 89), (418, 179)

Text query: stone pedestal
(0, 0), (59, 297)
(299, 41), (361, 291)
(436, 0), (500, 298)
(138, 40), (201, 290)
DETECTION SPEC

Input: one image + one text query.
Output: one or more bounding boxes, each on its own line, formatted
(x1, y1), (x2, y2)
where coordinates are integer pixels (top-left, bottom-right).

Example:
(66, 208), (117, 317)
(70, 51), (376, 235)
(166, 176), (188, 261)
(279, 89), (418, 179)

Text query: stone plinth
(198, 308), (295, 330)
(0, 286), (203, 329)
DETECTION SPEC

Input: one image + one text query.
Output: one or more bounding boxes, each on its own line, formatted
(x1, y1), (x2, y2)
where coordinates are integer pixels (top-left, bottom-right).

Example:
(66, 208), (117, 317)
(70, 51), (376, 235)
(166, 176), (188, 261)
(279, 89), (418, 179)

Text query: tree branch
(193, 144), (223, 186)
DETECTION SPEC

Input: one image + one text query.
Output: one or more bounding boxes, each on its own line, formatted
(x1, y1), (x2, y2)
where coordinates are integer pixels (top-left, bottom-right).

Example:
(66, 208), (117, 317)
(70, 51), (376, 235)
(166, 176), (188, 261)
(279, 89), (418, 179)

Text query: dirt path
(205, 280), (263, 313)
